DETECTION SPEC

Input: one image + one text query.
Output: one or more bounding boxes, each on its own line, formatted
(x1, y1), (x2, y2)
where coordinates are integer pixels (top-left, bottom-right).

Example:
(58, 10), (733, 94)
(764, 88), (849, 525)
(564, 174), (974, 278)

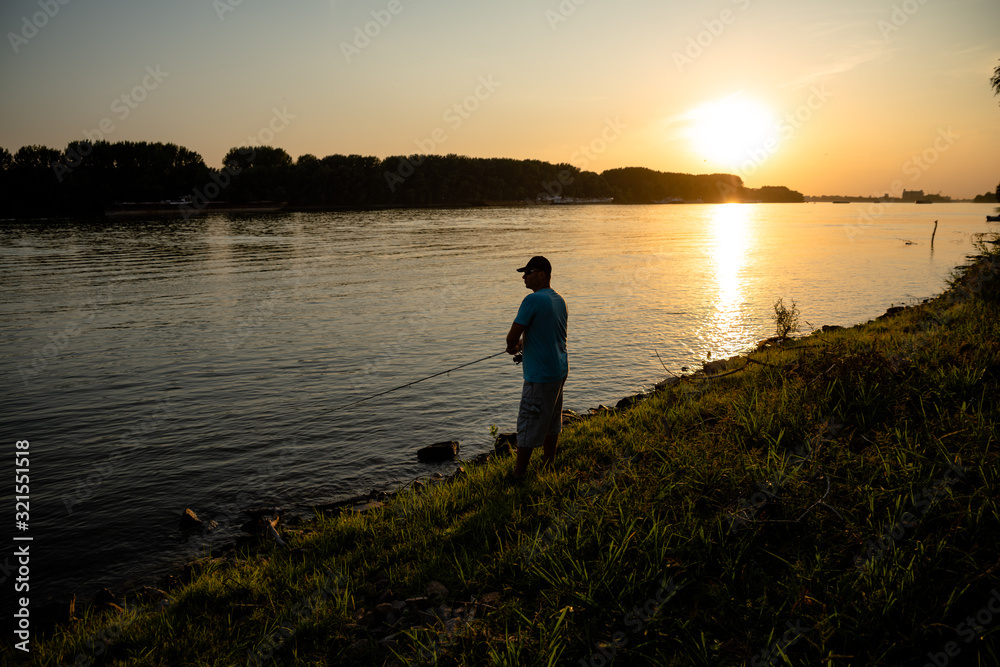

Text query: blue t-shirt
(514, 288), (568, 383)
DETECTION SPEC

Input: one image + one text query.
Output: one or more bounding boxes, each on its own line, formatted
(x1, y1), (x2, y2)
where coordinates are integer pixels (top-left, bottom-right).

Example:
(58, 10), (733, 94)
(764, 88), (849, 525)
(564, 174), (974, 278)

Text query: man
(505, 255), (568, 481)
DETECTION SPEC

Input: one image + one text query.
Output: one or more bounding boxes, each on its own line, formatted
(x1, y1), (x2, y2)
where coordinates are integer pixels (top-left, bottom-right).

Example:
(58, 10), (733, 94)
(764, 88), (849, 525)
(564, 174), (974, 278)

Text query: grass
(17, 239), (1000, 666)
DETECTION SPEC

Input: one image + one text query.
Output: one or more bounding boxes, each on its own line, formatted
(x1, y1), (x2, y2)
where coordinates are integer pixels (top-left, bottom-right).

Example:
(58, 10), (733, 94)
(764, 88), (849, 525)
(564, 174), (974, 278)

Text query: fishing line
(328, 350), (512, 414)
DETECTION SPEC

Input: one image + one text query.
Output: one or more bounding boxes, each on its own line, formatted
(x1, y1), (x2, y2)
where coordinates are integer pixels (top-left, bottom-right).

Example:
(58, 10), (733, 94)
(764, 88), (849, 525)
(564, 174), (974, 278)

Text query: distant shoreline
(5, 199), (997, 223)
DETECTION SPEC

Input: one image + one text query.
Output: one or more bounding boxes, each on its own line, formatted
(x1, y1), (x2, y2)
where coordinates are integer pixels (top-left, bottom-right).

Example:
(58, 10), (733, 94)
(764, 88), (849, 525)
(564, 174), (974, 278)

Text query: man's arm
(506, 321), (526, 355)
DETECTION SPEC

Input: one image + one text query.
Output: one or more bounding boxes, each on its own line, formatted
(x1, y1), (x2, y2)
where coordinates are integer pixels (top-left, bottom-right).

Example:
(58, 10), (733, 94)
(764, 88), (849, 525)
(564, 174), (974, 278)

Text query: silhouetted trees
(0, 141), (213, 217)
(603, 167), (746, 203)
(0, 140), (805, 218)
(991, 59), (1000, 103)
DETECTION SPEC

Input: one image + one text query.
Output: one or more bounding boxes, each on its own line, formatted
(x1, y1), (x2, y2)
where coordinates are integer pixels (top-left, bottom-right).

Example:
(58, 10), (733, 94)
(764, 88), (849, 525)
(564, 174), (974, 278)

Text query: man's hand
(506, 322), (526, 355)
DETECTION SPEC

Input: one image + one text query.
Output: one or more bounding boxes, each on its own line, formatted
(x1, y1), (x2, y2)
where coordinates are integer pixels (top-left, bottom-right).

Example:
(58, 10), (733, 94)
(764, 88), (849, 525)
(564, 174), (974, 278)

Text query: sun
(687, 95), (777, 168)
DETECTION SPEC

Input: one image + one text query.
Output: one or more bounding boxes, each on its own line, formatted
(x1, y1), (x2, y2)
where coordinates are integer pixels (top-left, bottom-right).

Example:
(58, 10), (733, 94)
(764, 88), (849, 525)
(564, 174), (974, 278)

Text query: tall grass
(22, 244), (1000, 666)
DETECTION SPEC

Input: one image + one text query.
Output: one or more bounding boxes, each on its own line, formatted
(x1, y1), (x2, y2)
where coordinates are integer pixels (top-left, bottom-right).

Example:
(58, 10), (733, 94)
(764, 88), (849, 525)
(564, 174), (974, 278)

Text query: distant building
(901, 189), (924, 202)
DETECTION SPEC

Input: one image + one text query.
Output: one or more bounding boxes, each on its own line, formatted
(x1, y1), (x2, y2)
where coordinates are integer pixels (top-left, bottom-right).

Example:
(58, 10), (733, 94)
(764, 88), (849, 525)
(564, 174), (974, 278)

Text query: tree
(992, 59), (1000, 103)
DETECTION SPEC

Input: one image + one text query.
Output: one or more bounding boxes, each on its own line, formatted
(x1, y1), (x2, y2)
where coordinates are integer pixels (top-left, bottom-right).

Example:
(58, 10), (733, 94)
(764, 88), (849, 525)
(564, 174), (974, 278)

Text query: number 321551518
(16, 439), (29, 519)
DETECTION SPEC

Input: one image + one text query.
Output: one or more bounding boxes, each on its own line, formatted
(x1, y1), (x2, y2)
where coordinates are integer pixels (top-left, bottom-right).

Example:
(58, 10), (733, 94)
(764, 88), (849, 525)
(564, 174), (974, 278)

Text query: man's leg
(512, 446), (533, 479)
(540, 379), (564, 470)
(541, 433), (558, 469)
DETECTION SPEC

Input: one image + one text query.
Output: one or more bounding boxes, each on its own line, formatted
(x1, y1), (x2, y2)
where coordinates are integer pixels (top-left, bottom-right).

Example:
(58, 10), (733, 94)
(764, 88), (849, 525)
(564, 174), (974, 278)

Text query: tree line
(0, 141), (804, 218)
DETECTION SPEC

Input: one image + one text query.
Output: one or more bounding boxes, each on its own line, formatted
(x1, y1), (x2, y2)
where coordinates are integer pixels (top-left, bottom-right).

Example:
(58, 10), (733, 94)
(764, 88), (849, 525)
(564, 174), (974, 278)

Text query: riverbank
(23, 234), (1000, 665)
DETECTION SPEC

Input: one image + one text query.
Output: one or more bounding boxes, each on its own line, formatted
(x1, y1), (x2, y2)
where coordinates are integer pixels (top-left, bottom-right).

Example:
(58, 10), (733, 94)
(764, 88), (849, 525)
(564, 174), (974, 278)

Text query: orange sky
(1, 0), (998, 197)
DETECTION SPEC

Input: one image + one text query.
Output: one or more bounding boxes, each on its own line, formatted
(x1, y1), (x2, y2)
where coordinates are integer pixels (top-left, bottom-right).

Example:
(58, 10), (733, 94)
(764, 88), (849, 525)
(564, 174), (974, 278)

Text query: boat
(104, 200), (287, 217)
(987, 215), (1000, 222)
(549, 197), (614, 205)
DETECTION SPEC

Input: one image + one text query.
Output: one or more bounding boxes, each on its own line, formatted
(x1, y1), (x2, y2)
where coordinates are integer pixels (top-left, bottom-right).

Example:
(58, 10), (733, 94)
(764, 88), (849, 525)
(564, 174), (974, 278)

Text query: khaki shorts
(516, 378), (566, 449)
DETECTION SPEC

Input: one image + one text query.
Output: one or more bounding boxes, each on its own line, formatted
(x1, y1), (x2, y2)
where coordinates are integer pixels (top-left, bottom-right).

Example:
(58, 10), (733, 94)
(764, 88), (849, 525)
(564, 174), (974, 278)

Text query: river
(0, 202), (993, 611)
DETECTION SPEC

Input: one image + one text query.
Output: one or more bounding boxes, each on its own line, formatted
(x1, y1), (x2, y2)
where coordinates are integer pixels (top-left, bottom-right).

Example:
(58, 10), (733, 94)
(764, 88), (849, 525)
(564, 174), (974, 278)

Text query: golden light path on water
(702, 203), (756, 356)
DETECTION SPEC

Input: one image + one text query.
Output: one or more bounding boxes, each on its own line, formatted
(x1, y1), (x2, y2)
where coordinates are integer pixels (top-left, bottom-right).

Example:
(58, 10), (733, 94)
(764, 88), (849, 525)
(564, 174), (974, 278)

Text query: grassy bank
(22, 237), (1000, 666)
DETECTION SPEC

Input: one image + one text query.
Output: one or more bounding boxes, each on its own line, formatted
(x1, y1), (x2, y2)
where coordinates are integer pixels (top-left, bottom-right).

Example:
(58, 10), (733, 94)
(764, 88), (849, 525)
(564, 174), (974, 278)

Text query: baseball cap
(516, 256), (552, 274)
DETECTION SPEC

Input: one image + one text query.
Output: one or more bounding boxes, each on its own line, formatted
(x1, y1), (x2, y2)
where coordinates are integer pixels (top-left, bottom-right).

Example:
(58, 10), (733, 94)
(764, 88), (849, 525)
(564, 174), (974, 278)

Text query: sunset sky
(1, 0), (997, 198)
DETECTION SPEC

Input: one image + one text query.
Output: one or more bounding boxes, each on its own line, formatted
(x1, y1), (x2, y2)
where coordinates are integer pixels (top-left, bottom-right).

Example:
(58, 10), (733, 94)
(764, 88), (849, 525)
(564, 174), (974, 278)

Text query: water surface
(0, 203), (992, 606)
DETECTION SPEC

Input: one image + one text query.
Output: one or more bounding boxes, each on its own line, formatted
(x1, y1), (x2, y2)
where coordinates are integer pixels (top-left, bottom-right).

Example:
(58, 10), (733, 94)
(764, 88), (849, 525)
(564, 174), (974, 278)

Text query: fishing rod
(329, 349), (519, 414)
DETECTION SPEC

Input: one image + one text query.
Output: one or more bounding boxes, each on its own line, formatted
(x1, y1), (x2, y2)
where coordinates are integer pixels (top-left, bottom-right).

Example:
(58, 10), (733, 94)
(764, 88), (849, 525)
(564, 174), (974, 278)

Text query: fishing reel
(513, 352), (523, 365)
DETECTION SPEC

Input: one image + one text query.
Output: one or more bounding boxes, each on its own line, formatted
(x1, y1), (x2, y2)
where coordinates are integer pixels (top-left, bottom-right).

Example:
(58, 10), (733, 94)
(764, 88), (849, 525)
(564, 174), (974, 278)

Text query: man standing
(505, 256), (568, 481)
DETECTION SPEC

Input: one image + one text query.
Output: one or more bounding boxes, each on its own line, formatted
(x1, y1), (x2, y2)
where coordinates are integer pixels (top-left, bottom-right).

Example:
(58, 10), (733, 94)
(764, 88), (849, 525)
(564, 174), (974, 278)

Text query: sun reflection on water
(701, 204), (757, 357)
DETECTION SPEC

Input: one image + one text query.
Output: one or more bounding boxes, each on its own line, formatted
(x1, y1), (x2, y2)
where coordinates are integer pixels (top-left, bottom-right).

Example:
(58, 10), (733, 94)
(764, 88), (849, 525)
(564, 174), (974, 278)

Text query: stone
(655, 377), (681, 390)
(879, 306), (906, 320)
(494, 432), (517, 457)
(561, 409), (583, 425)
(417, 609), (439, 626)
(376, 602), (395, 617)
(417, 440), (460, 462)
(821, 325), (845, 332)
(405, 596), (431, 611)
(179, 508), (203, 531)
(350, 639), (370, 652)
(702, 359), (728, 375)
(350, 501), (383, 514)
(615, 393), (649, 410)
(426, 581), (449, 599)
(468, 452), (492, 465)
